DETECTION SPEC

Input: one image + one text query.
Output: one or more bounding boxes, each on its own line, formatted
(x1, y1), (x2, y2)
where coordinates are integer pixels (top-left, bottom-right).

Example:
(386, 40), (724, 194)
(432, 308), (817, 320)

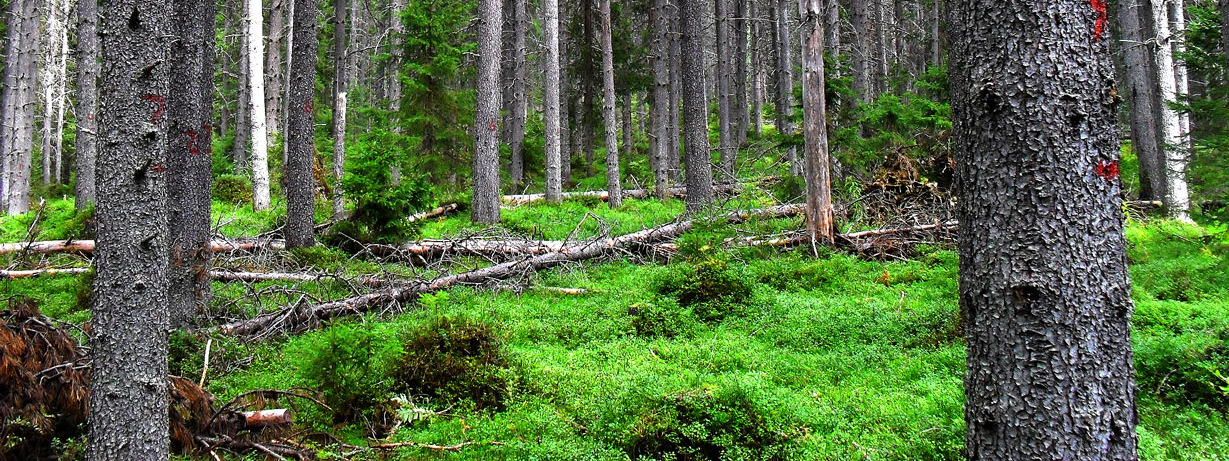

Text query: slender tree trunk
(668, 3), (682, 181)
(850, 0), (871, 102)
(74, 0), (100, 210)
(652, 0), (670, 198)
(284, 0), (321, 249)
(331, 0), (350, 219)
(622, 94), (633, 160)
(825, 0), (840, 62)
(750, 0), (763, 137)
(1168, 1), (1191, 151)
(545, 0), (563, 203)
(1117, 0), (1165, 202)
(247, 0), (271, 211)
(1220, 0), (1229, 70)
(560, 8), (573, 186)
(775, 0), (797, 175)
(89, 0), (171, 456)
(40, 0), (67, 187)
(233, 24), (251, 175)
(930, 0), (941, 66)
(949, 0), (1139, 458)
(599, 0), (622, 208)
(799, 0), (833, 246)
(716, 0), (734, 172)
(508, 0), (528, 186)
(167, 0), (217, 329)
(388, 0), (406, 186)
(266, 0), (286, 138)
(0, 0), (40, 215)
(53, 18), (69, 185)
(1150, 0), (1191, 220)
(873, 0), (887, 93)
(473, 0), (503, 224)
(734, 0), (749, 146)
(680, 0), (714, 213)
(282, 0), (296, 142)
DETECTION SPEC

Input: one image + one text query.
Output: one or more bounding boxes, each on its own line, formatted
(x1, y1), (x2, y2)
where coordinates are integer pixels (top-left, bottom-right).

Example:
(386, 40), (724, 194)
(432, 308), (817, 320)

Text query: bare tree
(0, 0), (41, 215)
(1116, 0), (1165, 202)
(247, 0), (272, 211)
(1150, 0), (1191, 220)
(545, 0), (563, 203)
(774, 0), (797, 175)
(331, 0), (351, 219)
(284, 0), (321, 249)
(507, 0), (529, 186)
(74, 0), (100, 210)
(266, 0), (288, 137)
(680, 0), (714, 212)
(799, 0), (833, 246)
(652, 0), (670, 198)
(950, 0), (1138, 458)
(716, 0), (734, 172)
(600, 0), (622, 208)
(473, 0), (504, 223)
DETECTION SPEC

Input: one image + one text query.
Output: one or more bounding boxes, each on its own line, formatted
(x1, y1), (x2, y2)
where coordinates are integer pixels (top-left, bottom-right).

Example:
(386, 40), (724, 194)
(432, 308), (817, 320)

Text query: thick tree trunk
(1116, 0), (1165, 202)
(1150, 0), (1191, 220)
(472, 0), (503, 224)
(331, 0), (350, 219)
(949, 0), (1138, 458)
(651, 0), (670, 198)
(508, 0), (528, 186)
(545, 0), (563, 203)
(680, 0), (714, 213)
(89, 0), (172, 455)
(266, 0), (287, 137)
(247, 0), (271, 211)
(74, 0), (100, 210)
(799, 0), (833, 247)
(0, 0), (40, 215)
(716, 0), (734, 172)
(850, 0), (871, 102)
(284, 0), (321, 249)
(774, 0), (797, 175)
(599, 0), (622, 208)
(167, 0), (217, 329)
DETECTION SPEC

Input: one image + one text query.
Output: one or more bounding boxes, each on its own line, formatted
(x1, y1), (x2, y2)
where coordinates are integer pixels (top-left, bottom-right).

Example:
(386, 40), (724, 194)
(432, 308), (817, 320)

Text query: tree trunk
(166, 0), (217, 329)
(284, 0), (321, 249)
(1220, 0), (1229, 70)
(799, 0), (833, 247)
(266, 0), (287, 138)
(232, 23), (251, 175)
(331, 0), (350, 219)
(599, 0), (622, 208)
(651, 0), (670, 198)
(545, 0), (563, 203)
(1168, 1), (1191, 151)
(775, 0), (797, 175)
(680, 0), (714, 213)
(1116, 0), (1165, 202)
(949, 0), (1139, 458)
(508, 0), (528, 186)
(53, 16), (70, 186)
(621, 94), (633, 161)
(716, 0), (734, 173)
(1150, 0), (1191, 220)
(667, 3), (682, 181)
(40, 0), (68, 187)
(0, 0), (40, 215)
(850, 0), (871, 102)
(247, 0), (271, 211)
(472, 0), (503, 224)
(750, 0), (763, 137)
(872, 0), (888, 94)
(560, 8), (573, 187)
(74, 0), (100, 210)
(89, 0), (172, 455)
(734, 0), (749, 146)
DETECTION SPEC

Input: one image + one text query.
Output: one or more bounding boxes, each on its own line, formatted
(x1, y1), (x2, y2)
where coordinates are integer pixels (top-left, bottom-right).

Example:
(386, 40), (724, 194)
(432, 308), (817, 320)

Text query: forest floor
(2, 193), (1228, 460)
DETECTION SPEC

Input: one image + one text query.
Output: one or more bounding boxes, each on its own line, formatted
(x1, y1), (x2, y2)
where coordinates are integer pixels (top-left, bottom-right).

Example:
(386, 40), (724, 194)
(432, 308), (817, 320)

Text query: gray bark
(774, 0), (797, 175)
(472, 0), (503, 224)
(0, 0), (40, 215)
(331, 0), (350, 219)
(284, 0), (320, 249)
(232, 24), (250, 175)
(600, 0), (622, 208)
(545, 0), (562, 202)
(560, 7), (573, 186)
(734, 0), (749, 146)
(680, 0), (714, 213)
(949, 0), (1138, 458)
(1221, 0), (1229, 69)
(750, 0), (763, 137)
(799, 0), (833, 246)
(716, 0), (734, 172)
(667, 3), (682, 180)
(89, 0), (172, 456)
(1116, 0), (1165, 202)
(74, 0), (100, 210)
(1150, 0), (1190, 220)
(652, 0), (670, 198)
(508, 0), (528, 186)
(621, 94), (633, 161)
(266, 0), (287, 137)
(40, 0), (69, 187)
(247, 0), (271, 211)
(167, 0), (217, 329)
(850, 0), (871, 102)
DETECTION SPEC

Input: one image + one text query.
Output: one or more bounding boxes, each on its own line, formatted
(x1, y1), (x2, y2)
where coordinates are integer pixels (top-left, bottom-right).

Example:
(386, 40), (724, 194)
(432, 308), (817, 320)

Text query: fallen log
(406, 203), (460, 223)
(217, 205), (803, 336)
(500, 182), (749, 206)
(0, 238), (287, 256)
(0, 268), (410, 288)
(242, 409), (293, 426)
(653, 220), (958, 252)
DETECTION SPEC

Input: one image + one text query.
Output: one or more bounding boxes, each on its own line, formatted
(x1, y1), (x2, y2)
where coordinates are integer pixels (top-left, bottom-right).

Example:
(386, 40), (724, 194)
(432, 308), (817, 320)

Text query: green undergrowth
(419, 196), (687, 241)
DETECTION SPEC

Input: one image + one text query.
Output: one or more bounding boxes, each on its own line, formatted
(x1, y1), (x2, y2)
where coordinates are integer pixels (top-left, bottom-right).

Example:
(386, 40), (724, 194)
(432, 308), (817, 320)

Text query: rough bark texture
(680, 0), (714, 213)
(330, 0), (350, 219)
(799, 0), (833, 246)
(750, 0), (763, 137)
(247, 0), (271, 211)
(774, 0), (797, 175)
(284, 0), (321, 249)
(651, 0), (670, 198)
(599, 0), (622, 208)
(40, 0), (69, 187)
(561, 10), (573, 186)
(167, 0), (217, 328)
(472, 0), (503, 224)
(850, 0), (871, 102)
(508, 0), (528, 186)
(232, 25), (250, 175)
(1116, 0), (1165, 202)
(74, 0), (100, 210)
(265, 0), (287, 137)
(734, 0), (749, 146)
(949, 1), (1139, 459)
(667, 4), (682, 180)
(716, 0), (734, 172)
(1149, 0), (1190, 220)
(545, 0), (563, 203)
(0, 0), (40, 215)
(1221, 0), (1229, 69)
(89, 0), (172, 456)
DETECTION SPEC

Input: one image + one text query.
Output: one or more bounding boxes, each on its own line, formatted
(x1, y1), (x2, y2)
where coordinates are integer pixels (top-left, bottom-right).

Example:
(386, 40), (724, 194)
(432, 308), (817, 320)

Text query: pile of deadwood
(0, 300), (317, 460)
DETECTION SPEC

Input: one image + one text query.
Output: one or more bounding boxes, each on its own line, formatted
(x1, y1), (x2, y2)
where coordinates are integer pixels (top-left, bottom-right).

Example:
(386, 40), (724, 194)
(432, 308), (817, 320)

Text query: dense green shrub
(212, 174), (253, 205)
(333, 134), (434, 244)
(393, 315), (510, 411)
(291, 323), (404, 423)
(654, 259), (755, 323)
(628, 299), (699, 338)
(626, 384), (798, 460)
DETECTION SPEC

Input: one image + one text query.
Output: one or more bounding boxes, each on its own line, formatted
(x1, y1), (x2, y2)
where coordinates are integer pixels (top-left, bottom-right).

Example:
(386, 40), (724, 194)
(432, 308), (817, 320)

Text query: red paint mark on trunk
(1095, 160), (1119, 180)
(303, 101), (313, 114)
(490, 120), (497, 132)
(1091, 0), (1108, 41)
(140, 94), (166, 122)
(150, 163), (168, 173)
(186, 130), (200, 155)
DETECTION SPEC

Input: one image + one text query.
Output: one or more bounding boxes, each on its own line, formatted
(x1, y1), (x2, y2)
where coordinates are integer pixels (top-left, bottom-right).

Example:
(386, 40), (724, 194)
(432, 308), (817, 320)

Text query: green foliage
(333, 134), (434, 244)
(1176, 2), (1229, 223)
(626, 383), (798, 460)
(211, 174), (253, 205)
(654, 258), (755, 323)
(0, 200), (93, 242)
(290, 322), (405, 423)
(393, 314), (510, 411)
(628, 299), (698, 339)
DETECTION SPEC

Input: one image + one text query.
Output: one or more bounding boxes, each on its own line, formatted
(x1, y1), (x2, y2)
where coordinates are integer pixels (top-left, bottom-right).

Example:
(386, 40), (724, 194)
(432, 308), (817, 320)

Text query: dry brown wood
(406, 203), (460, 223)
(216, 205), (804, 336)
(241, 409), (293, 426)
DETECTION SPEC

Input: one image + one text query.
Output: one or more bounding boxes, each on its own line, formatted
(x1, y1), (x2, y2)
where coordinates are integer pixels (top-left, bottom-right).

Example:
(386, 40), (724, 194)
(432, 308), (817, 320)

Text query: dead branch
(406, 203), (460, 223)
(0, 238), (285, 256)
(499, 180), (765, 206)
